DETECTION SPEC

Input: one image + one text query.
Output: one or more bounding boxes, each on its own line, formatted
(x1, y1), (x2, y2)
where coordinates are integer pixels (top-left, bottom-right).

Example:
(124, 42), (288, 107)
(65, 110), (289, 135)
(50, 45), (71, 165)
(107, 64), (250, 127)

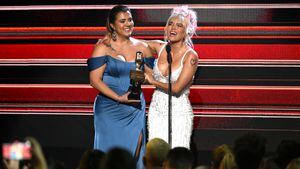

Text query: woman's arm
(143, 44), (154, 76)
(89, 43), (129, 102)
(146, 50), (198, 94)
(141, 39), (165, 56)
(141, 40), (165, 76)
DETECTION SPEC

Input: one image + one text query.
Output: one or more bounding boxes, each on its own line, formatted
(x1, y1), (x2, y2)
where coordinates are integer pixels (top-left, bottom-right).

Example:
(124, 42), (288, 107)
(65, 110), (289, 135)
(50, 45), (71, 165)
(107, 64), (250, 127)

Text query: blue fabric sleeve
(143, 57), (155, 69)
(87, 56), (108, 71)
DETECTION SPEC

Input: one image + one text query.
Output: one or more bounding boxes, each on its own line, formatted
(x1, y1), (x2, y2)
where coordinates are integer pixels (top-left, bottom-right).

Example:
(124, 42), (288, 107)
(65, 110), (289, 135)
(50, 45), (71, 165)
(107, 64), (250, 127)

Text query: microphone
(166, 41), (172, 64)
(165, 41), (172, 145)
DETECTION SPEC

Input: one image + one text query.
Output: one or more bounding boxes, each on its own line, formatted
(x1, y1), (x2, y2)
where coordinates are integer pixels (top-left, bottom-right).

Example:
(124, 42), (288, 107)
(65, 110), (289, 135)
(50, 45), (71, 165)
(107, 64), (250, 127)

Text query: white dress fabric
(148, 44), (194, 149)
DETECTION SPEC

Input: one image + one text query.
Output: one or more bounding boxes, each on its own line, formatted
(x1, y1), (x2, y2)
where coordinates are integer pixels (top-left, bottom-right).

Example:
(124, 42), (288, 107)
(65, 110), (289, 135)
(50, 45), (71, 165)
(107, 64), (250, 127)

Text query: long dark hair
(106, 5), (131, 33)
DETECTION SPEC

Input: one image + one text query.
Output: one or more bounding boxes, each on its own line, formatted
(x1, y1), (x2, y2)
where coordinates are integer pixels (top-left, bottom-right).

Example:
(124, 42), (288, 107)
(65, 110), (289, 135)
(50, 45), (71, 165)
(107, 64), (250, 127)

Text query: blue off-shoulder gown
(87, 55), (146, 169)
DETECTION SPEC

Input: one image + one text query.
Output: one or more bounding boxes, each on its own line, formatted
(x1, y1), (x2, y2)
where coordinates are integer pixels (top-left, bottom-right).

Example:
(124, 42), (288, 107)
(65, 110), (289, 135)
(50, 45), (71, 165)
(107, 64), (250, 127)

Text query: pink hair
(164, 6), (198, 48)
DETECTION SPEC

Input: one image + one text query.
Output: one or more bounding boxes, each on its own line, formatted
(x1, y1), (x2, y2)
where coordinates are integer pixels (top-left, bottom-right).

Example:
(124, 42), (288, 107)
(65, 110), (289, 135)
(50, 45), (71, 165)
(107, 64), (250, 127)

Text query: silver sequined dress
(148, 44), (194, 148)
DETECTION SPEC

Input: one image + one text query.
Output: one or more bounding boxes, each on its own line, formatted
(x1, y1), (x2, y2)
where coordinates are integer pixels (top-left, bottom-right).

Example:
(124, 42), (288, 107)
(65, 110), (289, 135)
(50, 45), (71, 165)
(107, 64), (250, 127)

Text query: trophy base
(127, 89), (142, 109)
(128, 92), (141, 102)
(127, 85), (141, 102)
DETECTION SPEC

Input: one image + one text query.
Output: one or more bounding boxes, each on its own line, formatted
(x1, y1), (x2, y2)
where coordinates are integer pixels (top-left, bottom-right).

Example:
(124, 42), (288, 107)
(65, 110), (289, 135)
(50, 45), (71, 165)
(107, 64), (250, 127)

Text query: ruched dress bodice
(87, 56), (146, 169)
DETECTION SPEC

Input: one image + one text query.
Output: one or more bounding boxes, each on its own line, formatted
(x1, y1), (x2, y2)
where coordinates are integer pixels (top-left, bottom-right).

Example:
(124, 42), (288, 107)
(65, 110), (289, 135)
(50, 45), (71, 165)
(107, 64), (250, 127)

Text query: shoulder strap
(157, 43), (167, 58)
(181, 49), (192, 65)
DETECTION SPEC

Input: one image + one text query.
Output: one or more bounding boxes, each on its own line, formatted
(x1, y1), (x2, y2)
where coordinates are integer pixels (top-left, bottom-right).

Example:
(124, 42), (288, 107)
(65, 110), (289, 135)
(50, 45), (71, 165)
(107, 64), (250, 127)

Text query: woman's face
(110, 11), (134, 38)
(165, 15), (187, 43)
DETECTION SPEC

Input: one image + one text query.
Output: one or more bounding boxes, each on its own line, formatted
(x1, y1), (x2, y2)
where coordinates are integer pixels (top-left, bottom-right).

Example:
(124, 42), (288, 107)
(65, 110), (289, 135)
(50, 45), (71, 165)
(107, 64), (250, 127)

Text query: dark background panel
(0, 66), (90, 84)
(0, 0), (300, 5)
(1, 66), (300, 86)
(0, 8), (299, 27)
(0, 0), (299, 5)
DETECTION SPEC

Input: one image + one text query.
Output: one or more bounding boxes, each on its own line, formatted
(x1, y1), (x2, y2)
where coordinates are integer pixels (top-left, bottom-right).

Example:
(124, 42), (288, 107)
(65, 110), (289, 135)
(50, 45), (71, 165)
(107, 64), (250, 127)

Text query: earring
(112, 30), (117, 41)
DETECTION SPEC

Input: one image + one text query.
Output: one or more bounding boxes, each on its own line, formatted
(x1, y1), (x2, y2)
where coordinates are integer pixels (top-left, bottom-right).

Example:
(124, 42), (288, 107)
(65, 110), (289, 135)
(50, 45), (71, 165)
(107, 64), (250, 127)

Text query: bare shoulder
(187, 49), (199, 60)
(130, 38), (153, 57)
(91, 41), (109, 58)
(185, 49), (199, 67)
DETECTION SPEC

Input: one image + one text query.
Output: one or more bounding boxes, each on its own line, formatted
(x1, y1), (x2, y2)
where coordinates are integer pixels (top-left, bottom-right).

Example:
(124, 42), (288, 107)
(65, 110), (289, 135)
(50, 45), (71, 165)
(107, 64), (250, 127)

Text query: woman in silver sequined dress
(145, 6), (198, 148)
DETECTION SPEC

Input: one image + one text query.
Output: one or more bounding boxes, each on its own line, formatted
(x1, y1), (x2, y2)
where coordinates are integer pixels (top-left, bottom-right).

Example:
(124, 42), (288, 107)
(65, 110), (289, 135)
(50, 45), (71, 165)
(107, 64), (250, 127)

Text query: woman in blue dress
(87, 5), (152, 169)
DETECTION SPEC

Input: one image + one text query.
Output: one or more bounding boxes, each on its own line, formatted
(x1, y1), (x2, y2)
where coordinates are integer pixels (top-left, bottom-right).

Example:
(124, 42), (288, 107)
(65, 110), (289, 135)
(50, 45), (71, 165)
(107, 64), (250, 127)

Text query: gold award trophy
(128, 51), (145, 101)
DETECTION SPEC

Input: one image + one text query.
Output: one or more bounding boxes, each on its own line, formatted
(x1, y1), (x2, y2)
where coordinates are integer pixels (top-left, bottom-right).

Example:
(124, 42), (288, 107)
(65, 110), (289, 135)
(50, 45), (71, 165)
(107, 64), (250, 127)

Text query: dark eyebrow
(120, 17), (132, 21)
